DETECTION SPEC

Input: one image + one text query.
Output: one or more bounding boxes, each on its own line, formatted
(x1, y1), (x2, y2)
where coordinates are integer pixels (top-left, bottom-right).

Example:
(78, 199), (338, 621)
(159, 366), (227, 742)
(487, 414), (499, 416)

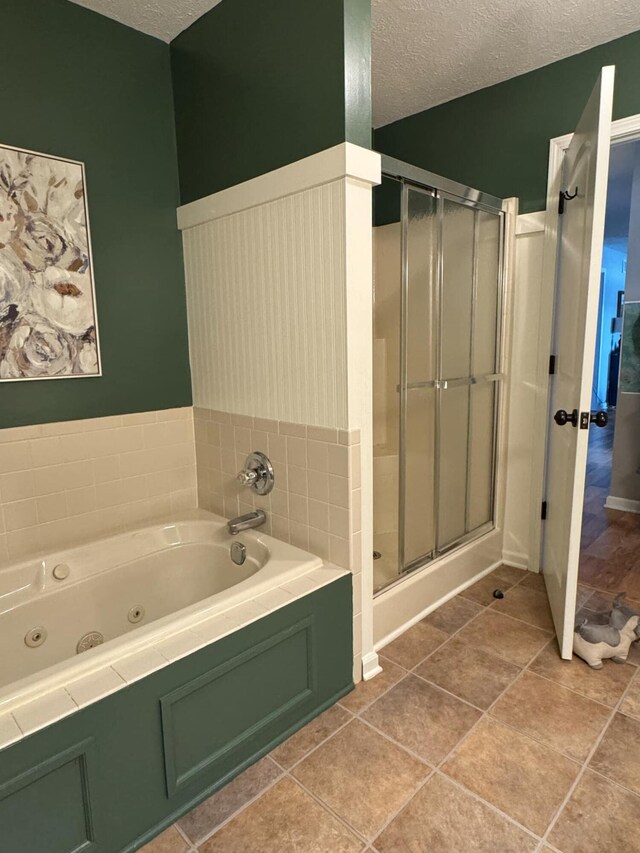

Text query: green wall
(375, 30), (640, 214)
(1, 0), (191, 429)
(171, 0), (371, 203)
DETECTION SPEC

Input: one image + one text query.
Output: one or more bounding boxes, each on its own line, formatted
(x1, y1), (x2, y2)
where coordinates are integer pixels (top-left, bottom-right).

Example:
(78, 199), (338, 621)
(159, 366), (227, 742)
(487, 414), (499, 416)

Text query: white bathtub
(0, 510), (328, 716)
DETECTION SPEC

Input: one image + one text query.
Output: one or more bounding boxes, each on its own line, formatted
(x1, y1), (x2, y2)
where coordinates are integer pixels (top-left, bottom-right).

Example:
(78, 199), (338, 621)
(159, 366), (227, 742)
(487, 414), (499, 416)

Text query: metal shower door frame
(386, 155), (506, 584)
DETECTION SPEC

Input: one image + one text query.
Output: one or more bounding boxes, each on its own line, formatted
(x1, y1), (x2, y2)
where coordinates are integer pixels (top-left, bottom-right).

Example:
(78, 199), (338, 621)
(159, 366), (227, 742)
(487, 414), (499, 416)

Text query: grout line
(270, 707), (355, 773)
(285, 769), (382, 846)
(538, 654), (640, 850)
(186, 760), (286, 849)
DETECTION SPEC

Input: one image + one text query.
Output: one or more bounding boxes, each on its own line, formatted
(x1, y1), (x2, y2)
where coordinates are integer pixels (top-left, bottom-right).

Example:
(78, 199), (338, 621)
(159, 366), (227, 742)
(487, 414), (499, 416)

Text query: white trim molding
(361, 651), (383, 681)
(605, 495), (640, 514)
(177, 143), (382, 230)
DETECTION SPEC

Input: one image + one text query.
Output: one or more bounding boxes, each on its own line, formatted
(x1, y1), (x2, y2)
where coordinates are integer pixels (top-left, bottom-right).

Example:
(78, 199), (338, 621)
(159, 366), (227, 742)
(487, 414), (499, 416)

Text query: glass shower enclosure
(373, 156), (505, 593)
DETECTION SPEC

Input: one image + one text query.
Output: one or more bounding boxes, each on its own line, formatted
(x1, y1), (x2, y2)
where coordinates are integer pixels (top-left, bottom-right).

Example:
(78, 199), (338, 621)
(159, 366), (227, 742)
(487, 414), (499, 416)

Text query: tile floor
(579, 410), (640, 599)
(141, 565), (640, 853)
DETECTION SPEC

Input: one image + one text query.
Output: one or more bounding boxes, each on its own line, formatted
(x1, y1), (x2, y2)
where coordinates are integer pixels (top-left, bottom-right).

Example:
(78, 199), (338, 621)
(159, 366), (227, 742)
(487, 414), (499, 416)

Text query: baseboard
(501, 549), (530, 571)
(361, 651), (383, 681)
(374, 558), (504, 652)
(604, 495), (640, 514)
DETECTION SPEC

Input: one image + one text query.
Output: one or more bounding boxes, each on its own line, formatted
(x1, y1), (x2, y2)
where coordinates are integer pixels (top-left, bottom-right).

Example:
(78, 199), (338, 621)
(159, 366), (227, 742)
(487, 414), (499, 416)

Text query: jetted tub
(0, 510), (323, 712)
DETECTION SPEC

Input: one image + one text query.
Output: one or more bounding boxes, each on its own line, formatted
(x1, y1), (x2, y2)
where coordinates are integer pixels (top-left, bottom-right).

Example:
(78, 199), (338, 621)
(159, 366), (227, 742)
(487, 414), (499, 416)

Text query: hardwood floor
(579, 411), (640, 602)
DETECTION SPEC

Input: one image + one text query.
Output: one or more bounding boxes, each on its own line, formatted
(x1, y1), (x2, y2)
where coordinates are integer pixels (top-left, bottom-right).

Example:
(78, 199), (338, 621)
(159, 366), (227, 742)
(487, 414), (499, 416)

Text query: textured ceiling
(69, 0), (223, 41)
(372, 0), (640, 127)
(69, 0), (640, 129)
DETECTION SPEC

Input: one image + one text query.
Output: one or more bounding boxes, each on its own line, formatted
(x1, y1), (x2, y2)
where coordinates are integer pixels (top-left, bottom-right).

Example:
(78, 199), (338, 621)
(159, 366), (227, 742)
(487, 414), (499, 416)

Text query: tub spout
(227, 510), (266, 535)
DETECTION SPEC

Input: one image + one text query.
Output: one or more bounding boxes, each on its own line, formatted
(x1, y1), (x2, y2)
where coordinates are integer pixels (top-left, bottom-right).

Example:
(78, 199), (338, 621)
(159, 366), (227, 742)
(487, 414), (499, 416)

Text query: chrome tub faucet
(227, 510), (266, 535)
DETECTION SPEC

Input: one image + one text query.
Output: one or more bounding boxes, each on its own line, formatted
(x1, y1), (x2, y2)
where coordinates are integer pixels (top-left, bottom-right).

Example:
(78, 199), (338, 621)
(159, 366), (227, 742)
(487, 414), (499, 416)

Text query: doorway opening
(578, 137), (640, 611)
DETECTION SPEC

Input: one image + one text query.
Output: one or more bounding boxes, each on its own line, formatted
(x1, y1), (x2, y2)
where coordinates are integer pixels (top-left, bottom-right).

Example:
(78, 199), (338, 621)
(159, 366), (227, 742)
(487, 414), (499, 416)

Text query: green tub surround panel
(0, 577), (353, 853)
(170, 0), (372, 204)
(1, 0), (191, 430)
(375, 30), (640, 214)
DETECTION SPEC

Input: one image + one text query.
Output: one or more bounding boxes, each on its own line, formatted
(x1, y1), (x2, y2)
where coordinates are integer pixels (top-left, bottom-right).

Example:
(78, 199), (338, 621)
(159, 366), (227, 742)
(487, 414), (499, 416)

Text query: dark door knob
(590, 410), (608, 427)
(554, 408), (579, 427)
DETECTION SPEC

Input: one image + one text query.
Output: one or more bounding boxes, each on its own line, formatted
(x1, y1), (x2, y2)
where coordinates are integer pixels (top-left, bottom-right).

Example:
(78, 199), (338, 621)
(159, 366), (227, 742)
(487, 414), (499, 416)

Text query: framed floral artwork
(0, 143), (101, 380)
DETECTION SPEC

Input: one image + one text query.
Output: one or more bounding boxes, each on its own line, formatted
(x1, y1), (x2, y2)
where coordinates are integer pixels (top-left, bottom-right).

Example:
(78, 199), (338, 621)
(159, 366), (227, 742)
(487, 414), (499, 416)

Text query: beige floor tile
(442, 718), (578, 836)
(490, 585), (555, 631)
(374, 773), (537, 853)
(456, 610), (551, 668)
(199, 777), (363, 853)
(421, 596), (483, 635)
(516, 571), (546, 592)
(381, 621), (448, 670)
(528, 640), (635, 707)
(549, 770), (640, 853)
(620, 670), (640, 720)
(178, 757), (282, 844)
(414, 636), (520, 710)
(490, 672), (610, 762)
(362, 674), (481, 764)
(271, 704), (352, 769)
(589, 712), (640, 796)
(459, 573), (517, 607)
(576, 584), (597, 610)
(339, 659), (404, 714)
(492, 565), (528, 585)
(139, 826), (188, 853)
(292, 718), (427, 839)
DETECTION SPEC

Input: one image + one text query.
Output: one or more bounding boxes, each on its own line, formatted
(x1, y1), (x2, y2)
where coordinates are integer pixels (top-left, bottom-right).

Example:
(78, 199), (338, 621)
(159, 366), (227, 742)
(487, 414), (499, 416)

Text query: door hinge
(549, 354), (556, 375)
(558, 187), (578, 215)
(541, 500), (548, 520)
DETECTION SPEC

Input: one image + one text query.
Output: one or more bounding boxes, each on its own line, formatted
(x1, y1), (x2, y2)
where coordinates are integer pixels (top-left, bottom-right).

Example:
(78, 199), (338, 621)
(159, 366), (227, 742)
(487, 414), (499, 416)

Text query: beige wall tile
(0, 441), (31, 474)
(0, 408), (195, 567)
(0, 470), (35, 503)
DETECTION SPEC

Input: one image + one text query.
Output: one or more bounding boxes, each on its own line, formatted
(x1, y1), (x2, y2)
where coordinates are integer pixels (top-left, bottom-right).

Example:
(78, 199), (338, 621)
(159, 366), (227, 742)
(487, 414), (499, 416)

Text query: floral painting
(0, 144), (100, 380)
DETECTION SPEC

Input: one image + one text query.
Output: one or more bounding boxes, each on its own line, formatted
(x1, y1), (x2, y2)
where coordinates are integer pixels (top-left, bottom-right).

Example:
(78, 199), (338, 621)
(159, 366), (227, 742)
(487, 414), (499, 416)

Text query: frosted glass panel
(437, 385), (469, 549)
(404, 388), (436, 565)
(474, 211), (501, 375)
(467, 382), (496, 531)
(441, 200), (474, 379)
(373, 169), (505, 592)
(406, 188), (437, 384)
(402, 186), (437, 566)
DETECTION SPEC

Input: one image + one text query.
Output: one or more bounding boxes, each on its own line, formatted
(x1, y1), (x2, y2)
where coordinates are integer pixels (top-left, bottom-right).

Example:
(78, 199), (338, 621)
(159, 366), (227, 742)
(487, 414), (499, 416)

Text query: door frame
(529, 112), (640, 573)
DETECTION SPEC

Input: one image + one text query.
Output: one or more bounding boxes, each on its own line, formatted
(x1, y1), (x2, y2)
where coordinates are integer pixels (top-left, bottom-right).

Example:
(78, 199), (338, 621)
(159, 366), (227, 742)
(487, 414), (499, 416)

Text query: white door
(543, 66), (615, 658)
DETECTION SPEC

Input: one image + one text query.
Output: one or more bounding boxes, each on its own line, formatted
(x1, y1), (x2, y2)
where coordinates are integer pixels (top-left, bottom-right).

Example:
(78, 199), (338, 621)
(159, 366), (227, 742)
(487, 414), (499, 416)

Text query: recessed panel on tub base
(0, 739), (97, 853)
(162, 617), (316, 795)
(0, 577), (352, 853)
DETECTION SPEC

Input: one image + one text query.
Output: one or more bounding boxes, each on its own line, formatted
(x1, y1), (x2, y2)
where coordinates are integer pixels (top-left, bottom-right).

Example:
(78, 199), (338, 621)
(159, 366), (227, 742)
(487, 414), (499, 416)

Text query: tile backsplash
(0, 408), (196, 566)
(194, 407), (361, 573)
(194, 406), (363, 678)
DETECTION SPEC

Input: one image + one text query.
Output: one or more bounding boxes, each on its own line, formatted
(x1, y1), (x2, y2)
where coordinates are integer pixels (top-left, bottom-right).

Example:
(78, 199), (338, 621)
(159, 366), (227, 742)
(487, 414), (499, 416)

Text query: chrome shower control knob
(237, 469), (258, 487)
(236, 451), (275, 496)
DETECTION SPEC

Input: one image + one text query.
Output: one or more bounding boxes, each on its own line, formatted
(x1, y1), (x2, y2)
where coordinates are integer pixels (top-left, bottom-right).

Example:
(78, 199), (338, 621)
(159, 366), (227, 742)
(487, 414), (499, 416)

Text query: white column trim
(177, 143), (382, 230)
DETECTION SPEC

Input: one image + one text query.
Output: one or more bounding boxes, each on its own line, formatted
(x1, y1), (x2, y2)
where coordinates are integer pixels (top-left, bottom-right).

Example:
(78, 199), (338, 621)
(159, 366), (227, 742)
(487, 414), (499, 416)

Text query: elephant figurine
(573, 593), (640, 669)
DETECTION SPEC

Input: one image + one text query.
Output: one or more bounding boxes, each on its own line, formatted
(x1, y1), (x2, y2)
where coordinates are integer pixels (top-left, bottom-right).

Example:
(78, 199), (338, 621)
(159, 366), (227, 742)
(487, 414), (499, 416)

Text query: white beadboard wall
(183, 183), (353, 428)
(179, 143), (382, 681)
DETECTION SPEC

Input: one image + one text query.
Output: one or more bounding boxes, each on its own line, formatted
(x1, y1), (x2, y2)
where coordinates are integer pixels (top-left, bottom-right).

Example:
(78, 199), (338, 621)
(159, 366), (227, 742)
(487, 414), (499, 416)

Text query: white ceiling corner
(68, 0), (640, 127)
(68, 0), (224, 42)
